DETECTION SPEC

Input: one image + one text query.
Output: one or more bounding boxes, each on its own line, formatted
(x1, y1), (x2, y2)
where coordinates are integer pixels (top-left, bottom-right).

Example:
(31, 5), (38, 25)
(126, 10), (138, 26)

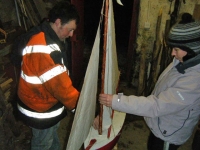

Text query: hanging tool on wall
(0, 28), (7, 44)
(144, 0), (151, 29)
(14, 0), (21, 27)
(169, 0), (186, 28)
(147, 8), (163, 95)
(168, 0), (173, 15)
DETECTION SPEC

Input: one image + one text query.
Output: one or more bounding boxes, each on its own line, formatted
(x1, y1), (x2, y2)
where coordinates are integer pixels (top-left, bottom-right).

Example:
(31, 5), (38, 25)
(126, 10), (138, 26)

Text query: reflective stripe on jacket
(17, 29), (79, 129)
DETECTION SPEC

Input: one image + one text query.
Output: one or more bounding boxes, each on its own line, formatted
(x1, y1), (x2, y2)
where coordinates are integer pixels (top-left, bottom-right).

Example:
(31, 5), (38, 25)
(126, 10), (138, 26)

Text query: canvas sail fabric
(66, 0), (125, 149)
(66, 22), (101, 150)
(84, 0), (125, 149)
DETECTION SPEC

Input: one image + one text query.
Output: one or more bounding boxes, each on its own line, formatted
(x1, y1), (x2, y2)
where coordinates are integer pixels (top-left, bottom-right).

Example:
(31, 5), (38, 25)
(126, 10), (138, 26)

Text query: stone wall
(131, 0), (200, 90)
(137, 0), (199, 53)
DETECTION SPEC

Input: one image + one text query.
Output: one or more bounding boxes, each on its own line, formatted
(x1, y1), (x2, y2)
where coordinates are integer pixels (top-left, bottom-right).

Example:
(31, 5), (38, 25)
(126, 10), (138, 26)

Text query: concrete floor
(58, 110), (195, 150)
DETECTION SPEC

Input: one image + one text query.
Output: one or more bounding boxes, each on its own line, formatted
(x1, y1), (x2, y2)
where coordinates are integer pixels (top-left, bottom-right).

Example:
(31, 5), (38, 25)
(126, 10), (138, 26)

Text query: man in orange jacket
(17, 1), (80, 149)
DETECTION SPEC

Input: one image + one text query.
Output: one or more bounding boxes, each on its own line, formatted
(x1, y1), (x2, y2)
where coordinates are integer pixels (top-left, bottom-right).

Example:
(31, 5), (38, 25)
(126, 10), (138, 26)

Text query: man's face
(55, 19), (77, 41)
(171, 47), (187, 62)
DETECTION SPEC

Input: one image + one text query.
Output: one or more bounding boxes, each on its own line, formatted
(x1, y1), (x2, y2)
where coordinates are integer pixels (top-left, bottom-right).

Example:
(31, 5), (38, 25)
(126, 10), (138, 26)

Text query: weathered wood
(160, 20), (171, 74)
(16, 0), (40, 29)
(137, 44), (147, 96)
(193, 4), (200, 21)
(4, 90), (11, 100)
(32, 0), (48, 20)
(0, 44), (12, 57)
(147, 8), (162, 94)
(99, 0), (109, 135)
(0, 76), (31, 150)
(0, 78), (13, 89)
(1, 83), (11, 93)
(0, 77), (7, 86)
(155, 42), (163, 81)
(22, 0), (40, 26)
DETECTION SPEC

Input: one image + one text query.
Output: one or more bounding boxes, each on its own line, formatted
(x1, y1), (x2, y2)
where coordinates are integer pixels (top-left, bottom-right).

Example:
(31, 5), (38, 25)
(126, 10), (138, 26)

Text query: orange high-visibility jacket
(17, 22), (79, 129)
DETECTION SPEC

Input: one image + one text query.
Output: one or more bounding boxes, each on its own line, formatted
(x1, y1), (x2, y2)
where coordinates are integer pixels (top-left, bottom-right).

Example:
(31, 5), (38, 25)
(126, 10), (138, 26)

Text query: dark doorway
(113, 0), (134, 50)
(84, 0), (138, 82)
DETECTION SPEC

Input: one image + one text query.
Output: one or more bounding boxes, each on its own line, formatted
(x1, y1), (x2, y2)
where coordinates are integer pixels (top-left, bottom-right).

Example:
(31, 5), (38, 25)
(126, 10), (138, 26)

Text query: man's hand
(93, 115), (99, 130)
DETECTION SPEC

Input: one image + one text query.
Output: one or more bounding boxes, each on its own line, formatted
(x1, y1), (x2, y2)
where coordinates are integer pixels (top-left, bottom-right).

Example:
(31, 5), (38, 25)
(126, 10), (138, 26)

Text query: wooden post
(137, 44), (147, 96)
(99, 0), (109, 135)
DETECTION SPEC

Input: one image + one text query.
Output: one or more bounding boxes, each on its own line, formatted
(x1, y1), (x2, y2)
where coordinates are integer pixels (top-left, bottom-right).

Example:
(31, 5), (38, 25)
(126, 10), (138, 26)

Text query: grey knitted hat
(168, 13), (200, 53)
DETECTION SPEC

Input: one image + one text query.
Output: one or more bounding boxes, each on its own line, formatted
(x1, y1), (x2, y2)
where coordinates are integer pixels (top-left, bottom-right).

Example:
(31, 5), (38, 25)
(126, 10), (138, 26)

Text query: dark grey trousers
(147, 132), (180, 150)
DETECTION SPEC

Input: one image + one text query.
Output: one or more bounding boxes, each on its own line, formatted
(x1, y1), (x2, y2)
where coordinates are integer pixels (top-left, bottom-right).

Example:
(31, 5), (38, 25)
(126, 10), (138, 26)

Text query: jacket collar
(40, 21), (66, 52)
(175, 54), (200, 74)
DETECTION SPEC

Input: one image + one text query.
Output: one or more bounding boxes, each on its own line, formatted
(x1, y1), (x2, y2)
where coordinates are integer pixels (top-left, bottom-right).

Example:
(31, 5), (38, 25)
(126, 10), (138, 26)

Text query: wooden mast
(99, 0), (109, 135)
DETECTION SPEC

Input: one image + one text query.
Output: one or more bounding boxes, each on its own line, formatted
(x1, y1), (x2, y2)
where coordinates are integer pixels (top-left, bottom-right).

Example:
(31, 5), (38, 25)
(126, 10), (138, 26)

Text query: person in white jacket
(94, 13), (200, 150)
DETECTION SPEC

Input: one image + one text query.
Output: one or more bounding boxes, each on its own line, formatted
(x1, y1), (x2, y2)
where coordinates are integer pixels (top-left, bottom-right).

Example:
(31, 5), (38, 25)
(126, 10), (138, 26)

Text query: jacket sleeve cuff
(71, 108), (76, 113)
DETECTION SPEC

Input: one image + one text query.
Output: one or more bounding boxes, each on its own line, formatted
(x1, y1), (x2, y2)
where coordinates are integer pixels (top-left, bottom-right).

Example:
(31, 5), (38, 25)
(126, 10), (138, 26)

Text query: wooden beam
(193, 4), (200, 21)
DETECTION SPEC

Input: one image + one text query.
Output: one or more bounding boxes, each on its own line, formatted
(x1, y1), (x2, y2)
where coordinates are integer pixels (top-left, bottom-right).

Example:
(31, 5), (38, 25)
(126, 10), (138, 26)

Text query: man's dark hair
(48, 1), (80, 25)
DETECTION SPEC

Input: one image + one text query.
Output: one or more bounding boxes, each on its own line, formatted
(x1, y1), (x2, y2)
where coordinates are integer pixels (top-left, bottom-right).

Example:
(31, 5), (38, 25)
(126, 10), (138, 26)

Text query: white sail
(66, 18), (101, 150)
(84, 0), (126, 149)
(66, 0), (126, 149)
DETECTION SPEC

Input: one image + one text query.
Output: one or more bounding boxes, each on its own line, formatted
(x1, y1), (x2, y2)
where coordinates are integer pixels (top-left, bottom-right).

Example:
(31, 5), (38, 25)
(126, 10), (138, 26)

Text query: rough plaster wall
(131, 0), (200, 85)
(137, 0), (200, 54)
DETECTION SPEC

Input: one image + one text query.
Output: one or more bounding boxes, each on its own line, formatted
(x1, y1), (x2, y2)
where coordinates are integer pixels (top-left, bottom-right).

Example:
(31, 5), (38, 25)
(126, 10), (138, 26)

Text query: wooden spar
(99, 0), (109, 135)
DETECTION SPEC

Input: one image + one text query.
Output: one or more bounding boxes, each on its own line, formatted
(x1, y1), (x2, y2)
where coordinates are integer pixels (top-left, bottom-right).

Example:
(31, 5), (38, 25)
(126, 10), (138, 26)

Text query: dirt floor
(58, 84), (196, 150)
